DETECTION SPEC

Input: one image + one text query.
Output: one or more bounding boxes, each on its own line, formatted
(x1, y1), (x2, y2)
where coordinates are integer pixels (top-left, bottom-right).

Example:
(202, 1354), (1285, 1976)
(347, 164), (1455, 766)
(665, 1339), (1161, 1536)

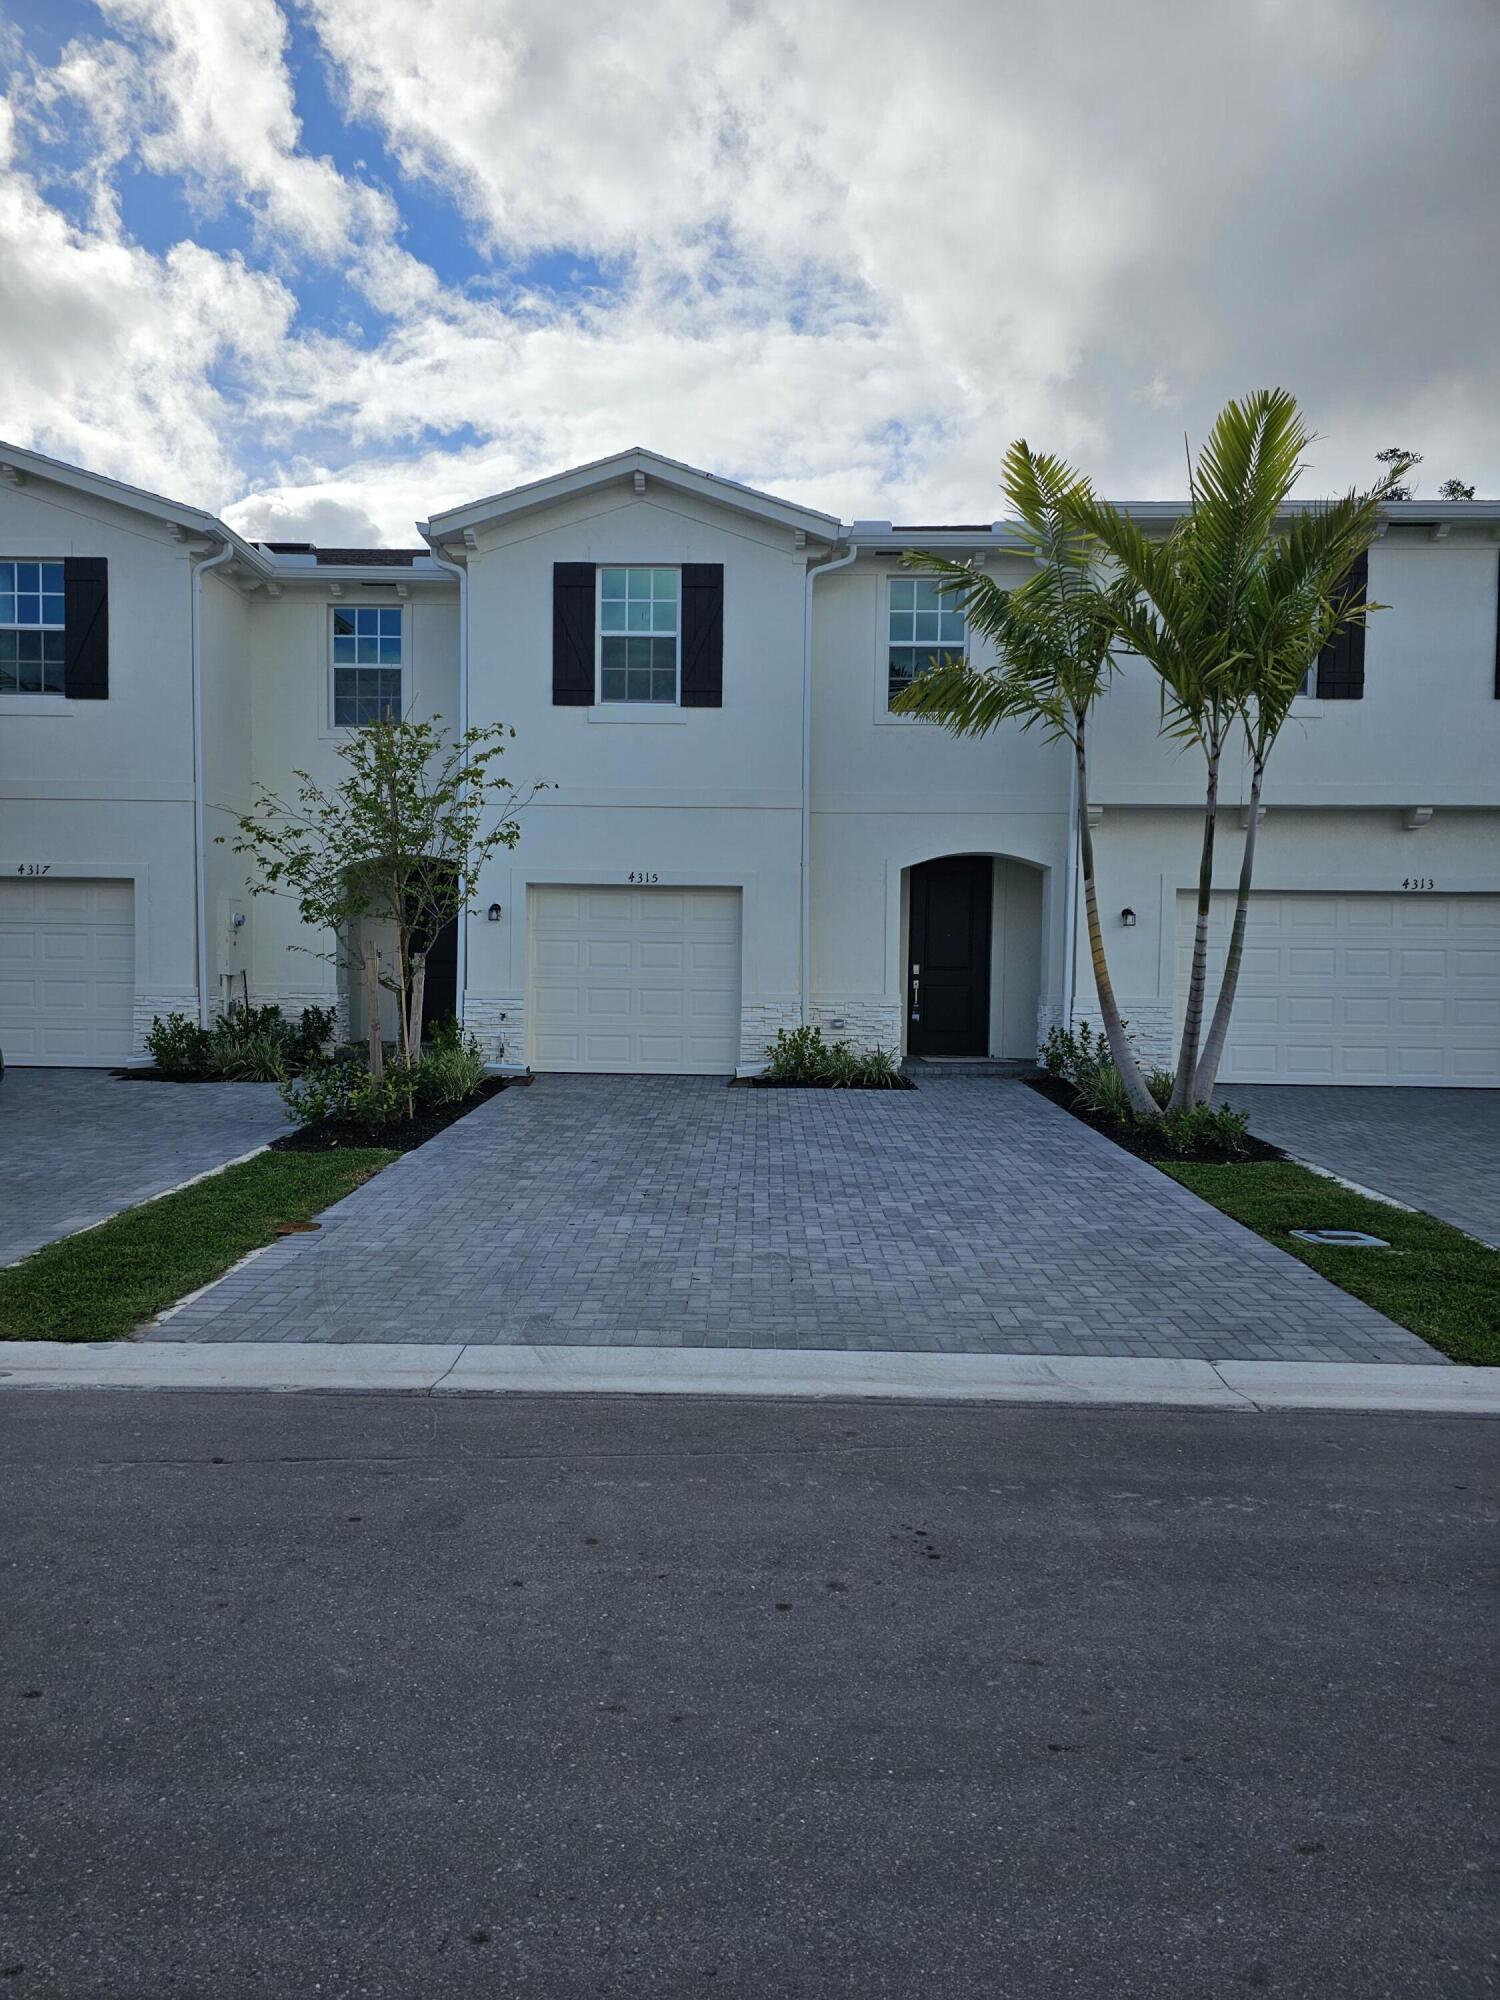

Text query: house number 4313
(1401, 877), (1435, 891)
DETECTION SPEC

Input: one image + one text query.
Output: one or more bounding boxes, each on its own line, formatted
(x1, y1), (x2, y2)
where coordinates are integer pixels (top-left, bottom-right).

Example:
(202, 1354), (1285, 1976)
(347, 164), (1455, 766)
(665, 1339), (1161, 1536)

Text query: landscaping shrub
(278, 1045), (367, 1127)
(762, 1025), (908, 1089)
(281, 1036), (492, 1137)
(210, 1027), (290, 1083)
(1153, 1102), (1252, 1159)
(415, 1034), (488, 1107)
(145, 1012), (215, 1078)
(146, 1002), (336, 1082)
(1037, 1021), (1252, 1161)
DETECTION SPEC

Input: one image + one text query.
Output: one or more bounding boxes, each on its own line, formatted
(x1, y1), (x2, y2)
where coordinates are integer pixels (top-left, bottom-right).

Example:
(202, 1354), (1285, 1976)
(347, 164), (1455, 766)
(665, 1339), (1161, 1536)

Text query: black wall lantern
(487, 903), (503, 923)
(1120, 907), (1137, 928)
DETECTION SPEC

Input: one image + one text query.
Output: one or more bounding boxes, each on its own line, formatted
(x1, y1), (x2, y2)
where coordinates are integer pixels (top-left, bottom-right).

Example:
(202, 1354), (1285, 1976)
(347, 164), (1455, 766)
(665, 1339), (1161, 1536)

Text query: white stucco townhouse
(1, 441), (1497, 1086)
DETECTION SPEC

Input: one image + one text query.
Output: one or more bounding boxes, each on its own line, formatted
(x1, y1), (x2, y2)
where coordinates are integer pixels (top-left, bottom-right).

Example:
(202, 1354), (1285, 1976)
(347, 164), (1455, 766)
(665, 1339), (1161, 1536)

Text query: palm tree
(893, 440), (1159, 1120)
(1190, 490), (1398, 1099)
(1068, 392), (1408, 1107)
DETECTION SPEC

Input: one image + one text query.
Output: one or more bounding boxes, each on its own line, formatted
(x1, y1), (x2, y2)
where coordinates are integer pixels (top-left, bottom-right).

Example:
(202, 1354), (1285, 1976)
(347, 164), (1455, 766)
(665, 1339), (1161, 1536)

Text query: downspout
(801, 537), (858, 1025)
(191, 538), (235, 1027)
(1059, 743), (1080, 1033)
(423, 536), (469, 1022)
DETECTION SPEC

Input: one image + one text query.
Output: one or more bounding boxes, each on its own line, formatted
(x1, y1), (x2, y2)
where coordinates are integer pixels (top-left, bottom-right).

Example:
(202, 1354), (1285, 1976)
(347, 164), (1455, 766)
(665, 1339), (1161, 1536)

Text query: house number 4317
(15, 863), (50, 877)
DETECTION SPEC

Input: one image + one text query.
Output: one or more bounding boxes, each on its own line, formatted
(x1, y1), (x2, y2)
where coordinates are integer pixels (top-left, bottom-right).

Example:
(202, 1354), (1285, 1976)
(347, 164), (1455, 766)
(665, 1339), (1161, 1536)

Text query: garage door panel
(530, 885), (741, 1074)
(0, 877), (136, 1066)
(1178, 890), (1499, 1087)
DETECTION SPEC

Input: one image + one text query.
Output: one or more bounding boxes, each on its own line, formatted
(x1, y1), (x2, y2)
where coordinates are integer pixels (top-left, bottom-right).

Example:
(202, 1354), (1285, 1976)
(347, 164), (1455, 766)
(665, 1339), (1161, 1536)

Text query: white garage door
(1176, 891), (1500, 1086)
(529, 886), (742, 1074)
(0, 877), (136, 1066)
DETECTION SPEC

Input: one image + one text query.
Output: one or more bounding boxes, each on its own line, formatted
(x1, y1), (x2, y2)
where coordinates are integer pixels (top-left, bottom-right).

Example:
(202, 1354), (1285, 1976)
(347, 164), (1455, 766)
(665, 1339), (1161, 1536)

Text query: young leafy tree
(893, 440), (1160, 1120)
(228, 717), (543, 1085)
(1070, 393), (1409, 1106)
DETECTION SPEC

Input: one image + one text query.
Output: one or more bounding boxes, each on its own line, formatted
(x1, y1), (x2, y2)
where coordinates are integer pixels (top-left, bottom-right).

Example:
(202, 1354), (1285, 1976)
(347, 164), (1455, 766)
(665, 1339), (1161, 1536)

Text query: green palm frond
(894, 440), (1118, 739)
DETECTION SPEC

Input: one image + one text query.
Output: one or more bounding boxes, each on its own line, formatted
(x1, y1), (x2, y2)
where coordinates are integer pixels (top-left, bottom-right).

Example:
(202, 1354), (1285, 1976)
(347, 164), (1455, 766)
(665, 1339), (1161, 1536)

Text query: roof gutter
(190, 539), (235, 1026)
(800, 537), (859, 1026)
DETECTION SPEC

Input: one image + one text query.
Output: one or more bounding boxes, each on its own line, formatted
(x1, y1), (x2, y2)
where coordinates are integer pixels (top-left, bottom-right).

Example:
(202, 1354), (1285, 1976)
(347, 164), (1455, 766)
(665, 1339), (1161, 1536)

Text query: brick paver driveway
(153, 1075), (1431, 1363)
(1224, 1085), (1500, 1249)
(0, 1069), (285, 1267)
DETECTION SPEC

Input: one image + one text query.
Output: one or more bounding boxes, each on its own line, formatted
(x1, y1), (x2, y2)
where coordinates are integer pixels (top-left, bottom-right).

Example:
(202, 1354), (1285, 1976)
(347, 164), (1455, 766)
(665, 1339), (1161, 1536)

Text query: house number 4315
(628, 871), (659, 884)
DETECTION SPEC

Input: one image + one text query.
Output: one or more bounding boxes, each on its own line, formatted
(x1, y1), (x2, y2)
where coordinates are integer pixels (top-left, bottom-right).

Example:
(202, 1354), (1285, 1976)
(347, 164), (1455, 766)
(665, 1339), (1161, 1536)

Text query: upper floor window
(888, 577), (965, 708)
(0, 561), (66, 694)
(332, 606), (403, 725)
(599, 567), (678, 703)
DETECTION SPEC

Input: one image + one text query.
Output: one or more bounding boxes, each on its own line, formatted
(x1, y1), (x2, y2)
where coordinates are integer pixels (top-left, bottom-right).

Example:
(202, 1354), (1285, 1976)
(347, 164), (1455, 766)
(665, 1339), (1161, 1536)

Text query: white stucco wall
(1070, 804), (1500, 1068)
(809, 557), (1071, 1054)
(240, 582), (460, 1023)
(461, 486), (807, 1065)
(0, 479), (200, 1049)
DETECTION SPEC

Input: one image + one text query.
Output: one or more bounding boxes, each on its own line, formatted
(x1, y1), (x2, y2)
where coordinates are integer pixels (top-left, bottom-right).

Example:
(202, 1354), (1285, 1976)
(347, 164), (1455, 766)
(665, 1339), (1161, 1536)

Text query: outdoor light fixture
(1120, 907), (1136, 927)
(487, 903), (503, 922)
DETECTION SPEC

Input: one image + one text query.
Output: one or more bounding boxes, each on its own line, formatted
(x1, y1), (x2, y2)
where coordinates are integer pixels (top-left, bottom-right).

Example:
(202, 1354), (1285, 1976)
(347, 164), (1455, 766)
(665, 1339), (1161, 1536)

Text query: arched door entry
(907, 855), (992, 1057)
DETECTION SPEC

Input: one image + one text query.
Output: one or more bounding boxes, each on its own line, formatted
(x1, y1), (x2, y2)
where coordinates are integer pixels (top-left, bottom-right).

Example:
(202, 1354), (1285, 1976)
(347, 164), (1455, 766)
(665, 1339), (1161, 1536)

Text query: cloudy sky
(1, 0), (1496, 544)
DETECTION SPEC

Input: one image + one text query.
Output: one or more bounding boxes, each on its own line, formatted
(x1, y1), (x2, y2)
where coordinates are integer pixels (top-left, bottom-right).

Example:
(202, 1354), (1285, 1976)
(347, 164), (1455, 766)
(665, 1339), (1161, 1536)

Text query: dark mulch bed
(1026, 1072), (1285, 1166)
(271, 1076), (513, 1154)
(112, 1067), (230, 1083)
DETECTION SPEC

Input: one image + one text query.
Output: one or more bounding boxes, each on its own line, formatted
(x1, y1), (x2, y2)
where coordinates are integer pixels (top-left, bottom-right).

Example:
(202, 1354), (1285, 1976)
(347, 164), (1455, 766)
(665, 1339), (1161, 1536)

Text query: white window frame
(596, 566), (681, 707)
(330, 603), (405, 728)
(0, 559), (67, 697)
(883, 572), (967, 715)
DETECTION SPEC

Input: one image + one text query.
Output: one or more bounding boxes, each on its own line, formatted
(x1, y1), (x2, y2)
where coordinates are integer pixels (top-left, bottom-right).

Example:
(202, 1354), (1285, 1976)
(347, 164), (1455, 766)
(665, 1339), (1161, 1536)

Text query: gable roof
(0, 438), (263, 565)
(422, 446), (844, 545)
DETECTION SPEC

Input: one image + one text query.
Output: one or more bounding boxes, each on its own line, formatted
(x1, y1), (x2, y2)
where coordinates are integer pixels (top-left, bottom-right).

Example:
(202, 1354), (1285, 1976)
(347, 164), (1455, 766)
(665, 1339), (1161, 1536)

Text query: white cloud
(2, 0), (1497, 538)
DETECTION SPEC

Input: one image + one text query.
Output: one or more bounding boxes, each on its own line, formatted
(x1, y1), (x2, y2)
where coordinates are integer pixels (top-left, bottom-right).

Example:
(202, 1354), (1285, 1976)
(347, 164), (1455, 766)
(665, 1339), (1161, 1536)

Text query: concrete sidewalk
(3, 1339), (1497, 1411)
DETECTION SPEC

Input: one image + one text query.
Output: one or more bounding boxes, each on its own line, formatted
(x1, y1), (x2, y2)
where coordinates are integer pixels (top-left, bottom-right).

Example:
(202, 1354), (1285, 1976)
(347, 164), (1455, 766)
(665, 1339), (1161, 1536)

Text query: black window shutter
(552, 562), (595, 706)
(1493, 551), (1500, 699)
(679, 563), (724, 708)
(1315, 551), (1368, 700)
(63, 557), (109, 700)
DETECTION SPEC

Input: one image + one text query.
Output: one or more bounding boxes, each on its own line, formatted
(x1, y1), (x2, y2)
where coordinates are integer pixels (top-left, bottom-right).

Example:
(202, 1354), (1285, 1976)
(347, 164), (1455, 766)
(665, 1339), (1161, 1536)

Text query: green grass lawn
(0, 1148), (395, 1344)
(1163, 1161), (1500, 1367)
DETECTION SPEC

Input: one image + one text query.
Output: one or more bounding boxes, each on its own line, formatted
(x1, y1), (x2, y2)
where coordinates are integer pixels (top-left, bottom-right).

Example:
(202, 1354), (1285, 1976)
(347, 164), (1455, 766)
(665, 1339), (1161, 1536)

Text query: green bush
(211, 1028), (290, 1083)
(1153, 1102), (1252, 1159)
(763, 1025), (907, 1089)
(146, 1012), (216, 1078)
(764, 1025), (831, 1082)
(281, 1036), (489, 1134)
(1041, 1020), (1112, 1093)
(148, 1003), (336, 1081)
(278, 1045), (367, 1127)
(1076, 1060), (1133, 1124)
(415, 1035), (488, 1107)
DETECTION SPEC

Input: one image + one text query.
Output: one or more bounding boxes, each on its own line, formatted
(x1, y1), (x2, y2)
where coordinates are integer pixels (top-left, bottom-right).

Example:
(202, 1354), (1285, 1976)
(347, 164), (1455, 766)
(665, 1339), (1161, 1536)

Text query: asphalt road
(1, 1392), (1494, 2000)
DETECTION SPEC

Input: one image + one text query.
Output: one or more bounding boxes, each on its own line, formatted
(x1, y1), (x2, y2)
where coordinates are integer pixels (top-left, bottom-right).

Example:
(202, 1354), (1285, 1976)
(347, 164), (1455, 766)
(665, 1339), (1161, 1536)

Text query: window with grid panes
(599, 567), (679, 703)
(887, 577), (965, 707)
(0, 561), (66, 694)
(332, 606), (403, 724)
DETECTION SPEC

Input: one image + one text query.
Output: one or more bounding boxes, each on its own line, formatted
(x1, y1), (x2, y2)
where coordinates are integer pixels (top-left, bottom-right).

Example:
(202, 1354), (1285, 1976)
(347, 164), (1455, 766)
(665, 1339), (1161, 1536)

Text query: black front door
(907, 856), (992, 1057)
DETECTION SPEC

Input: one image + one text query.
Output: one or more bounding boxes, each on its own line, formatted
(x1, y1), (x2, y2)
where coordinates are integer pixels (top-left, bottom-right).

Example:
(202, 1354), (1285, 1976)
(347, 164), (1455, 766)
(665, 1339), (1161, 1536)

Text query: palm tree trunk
(1075, 729), (1159, 1121)
(1171, 744), (1221, 1110)
(1193, 755), (1263, 1104)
